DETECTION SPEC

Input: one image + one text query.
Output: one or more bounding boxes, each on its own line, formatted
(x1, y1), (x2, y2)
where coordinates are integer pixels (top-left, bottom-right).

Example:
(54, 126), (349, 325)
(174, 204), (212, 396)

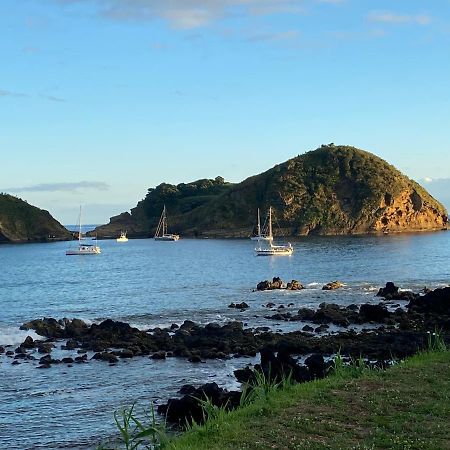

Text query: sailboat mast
(268, 206), (273, 238)
(78, 206), (82, 243)
(163, 205), (167, 235)
(257, 209), (261, 237)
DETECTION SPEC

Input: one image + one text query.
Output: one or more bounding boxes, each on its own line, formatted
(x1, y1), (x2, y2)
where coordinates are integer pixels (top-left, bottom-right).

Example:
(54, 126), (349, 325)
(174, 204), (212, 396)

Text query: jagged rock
(21, 336), (35, 349)
(287, 280), (304, 290)
(257, 277), (284, 291)
(377, 282), (399, 297)
(302, 325), (314, 332)
(322, 281), (344, 290)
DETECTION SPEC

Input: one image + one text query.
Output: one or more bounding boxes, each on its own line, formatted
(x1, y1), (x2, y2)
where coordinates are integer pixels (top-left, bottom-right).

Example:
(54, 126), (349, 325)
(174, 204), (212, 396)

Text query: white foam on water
(0, 326), (41, 346)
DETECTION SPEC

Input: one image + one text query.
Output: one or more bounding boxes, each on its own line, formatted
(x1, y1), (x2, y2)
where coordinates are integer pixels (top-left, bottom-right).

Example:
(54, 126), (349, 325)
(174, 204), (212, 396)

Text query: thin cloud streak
(246, 29), (300, 42)
(3, 181), (110, 193)
(53, 0), (320, 29)
(368, 11), (432, 26)
(0, 89), (28, 98)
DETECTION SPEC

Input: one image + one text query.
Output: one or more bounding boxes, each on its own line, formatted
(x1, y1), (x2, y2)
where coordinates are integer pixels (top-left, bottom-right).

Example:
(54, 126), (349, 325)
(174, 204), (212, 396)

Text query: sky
(1, 0), (450, 224)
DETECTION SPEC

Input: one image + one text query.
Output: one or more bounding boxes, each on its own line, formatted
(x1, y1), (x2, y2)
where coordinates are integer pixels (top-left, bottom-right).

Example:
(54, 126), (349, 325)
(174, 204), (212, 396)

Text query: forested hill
(93, 145), (448, 238)
(0, 194), (72, 243)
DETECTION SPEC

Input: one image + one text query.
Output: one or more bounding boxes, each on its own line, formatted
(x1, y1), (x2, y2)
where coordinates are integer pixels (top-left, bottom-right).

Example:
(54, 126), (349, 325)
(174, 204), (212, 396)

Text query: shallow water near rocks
(0, 233), (449, 449)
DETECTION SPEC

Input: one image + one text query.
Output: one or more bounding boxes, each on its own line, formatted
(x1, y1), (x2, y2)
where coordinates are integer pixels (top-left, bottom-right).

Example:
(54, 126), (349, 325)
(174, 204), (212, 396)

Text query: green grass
(165, 350), (450, 450)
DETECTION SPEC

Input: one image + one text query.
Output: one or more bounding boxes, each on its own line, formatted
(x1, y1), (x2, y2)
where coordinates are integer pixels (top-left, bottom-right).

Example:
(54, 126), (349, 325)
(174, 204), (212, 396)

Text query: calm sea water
(0, 233), (449, 449)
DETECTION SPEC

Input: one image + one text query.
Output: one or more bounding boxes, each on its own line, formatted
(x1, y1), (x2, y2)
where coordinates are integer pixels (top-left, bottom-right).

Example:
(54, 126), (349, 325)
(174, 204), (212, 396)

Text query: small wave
(306, 282), (320, 287)
(0, 326), (41, 346)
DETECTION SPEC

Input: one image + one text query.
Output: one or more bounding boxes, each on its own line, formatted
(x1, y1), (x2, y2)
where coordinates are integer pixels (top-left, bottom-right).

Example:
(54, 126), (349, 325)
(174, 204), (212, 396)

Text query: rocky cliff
(0, 194), (72, 243)
(93, 145), (448, 238)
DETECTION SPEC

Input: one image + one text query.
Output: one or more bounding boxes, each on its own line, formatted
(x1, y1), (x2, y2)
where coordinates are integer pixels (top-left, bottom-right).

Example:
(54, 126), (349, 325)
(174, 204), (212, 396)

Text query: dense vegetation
(0, 193), (71, 243)
(94, 145), (447, 237)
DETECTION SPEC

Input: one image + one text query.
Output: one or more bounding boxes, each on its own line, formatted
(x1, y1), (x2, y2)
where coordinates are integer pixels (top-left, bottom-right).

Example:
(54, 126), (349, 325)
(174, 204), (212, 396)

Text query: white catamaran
(250, 208), (273, 242)
(154, 205), (180, 241)
(66, 207), (101, 255)
(255, 206), (293, 256)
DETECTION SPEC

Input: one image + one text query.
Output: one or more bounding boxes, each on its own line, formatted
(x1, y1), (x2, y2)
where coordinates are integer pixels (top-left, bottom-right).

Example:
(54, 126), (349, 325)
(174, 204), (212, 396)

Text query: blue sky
(1, 0), (449, 224)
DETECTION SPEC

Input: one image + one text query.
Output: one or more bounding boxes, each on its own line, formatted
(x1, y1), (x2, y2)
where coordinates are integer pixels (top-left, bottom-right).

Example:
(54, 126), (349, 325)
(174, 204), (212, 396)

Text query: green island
(94, 145), (448, 238)
(101, 344), (449, 450)
(0, 193), (72, 243)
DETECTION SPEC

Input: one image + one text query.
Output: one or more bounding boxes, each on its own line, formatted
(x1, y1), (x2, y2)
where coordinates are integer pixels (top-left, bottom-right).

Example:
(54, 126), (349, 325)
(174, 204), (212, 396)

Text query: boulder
(157, 382), (240, 425)
(377, 282), (399, 297)
(21, 336), (35, 349)
(359, 304), (391, 322)
(228, 302), (249, 309)
(322, 281), (344, 290)
(287, 280), (304, 290)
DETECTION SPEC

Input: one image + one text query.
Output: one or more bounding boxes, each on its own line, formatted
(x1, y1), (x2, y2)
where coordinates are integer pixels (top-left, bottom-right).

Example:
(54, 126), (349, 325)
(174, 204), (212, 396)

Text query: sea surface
(0, 232), (449, 449)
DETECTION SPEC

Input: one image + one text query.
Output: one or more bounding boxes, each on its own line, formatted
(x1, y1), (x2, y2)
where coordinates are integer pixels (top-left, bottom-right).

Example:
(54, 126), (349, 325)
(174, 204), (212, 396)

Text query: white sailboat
(154, 205), (180, 241)
(66, 207), (101, 255)
(116, 231), (128, 242)
(250, 208), (273, 242)
(255, 207), (293, 256)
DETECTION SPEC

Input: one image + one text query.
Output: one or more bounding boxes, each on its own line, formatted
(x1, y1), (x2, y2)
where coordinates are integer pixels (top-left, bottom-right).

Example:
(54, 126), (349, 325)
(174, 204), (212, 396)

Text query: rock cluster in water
(256, 277), (304, 291)
(3, 283), (449, 425)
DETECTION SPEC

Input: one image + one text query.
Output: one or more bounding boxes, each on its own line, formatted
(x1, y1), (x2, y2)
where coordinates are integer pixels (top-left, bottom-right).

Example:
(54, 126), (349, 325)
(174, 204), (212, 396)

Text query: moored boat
(66, 207), (101, 255)
(255, 207), (293, 256)
(116, 231), (128, 242)
(154, 206), (180, 241)
(250, 208), (273, 242)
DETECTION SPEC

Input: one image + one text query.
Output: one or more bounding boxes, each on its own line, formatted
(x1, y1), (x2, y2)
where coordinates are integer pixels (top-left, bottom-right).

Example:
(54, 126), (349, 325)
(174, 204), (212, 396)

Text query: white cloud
(3, 181), (110, 193)
(367, 11), (432, 26)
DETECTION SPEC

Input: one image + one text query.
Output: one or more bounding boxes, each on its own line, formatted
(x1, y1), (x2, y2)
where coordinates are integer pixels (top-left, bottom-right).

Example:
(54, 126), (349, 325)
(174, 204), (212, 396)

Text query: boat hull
(66, 245), (101, 255)
(255, 244), (293, 256)
(154, 234), (179, 241)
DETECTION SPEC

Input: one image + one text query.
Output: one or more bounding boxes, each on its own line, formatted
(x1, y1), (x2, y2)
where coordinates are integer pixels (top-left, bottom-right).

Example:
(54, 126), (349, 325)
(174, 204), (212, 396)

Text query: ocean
(0, 232), (449, 449)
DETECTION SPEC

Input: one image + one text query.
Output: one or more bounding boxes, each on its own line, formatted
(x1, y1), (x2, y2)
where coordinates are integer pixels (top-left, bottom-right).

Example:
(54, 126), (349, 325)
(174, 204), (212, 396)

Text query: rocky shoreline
(1, 282), (449, 425)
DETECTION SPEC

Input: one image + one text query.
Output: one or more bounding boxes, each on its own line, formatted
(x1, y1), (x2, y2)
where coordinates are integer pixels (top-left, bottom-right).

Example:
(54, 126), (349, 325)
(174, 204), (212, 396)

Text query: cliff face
(93, 145), (448, 238)
(0, 194), (72, 243)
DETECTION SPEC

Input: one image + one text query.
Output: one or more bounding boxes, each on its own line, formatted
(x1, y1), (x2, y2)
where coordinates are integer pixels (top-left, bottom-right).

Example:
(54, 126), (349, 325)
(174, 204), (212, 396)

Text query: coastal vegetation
(94, 145), (448, 238)
(100, 345), (450, 450)
(0, 193), (72, 243)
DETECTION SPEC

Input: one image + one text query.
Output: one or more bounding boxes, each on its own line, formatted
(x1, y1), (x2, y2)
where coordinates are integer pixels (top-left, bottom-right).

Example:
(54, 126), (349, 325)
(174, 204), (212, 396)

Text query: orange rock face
(373, 189), (448, 233)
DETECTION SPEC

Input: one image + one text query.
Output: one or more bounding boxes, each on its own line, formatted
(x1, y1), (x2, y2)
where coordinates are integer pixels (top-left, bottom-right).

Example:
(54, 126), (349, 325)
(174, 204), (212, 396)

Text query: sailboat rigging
(154, 205), (180, 241)
(250, 208), (273, 242)
(66, 207), (101, 255)
(254, 206), (293, 256)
